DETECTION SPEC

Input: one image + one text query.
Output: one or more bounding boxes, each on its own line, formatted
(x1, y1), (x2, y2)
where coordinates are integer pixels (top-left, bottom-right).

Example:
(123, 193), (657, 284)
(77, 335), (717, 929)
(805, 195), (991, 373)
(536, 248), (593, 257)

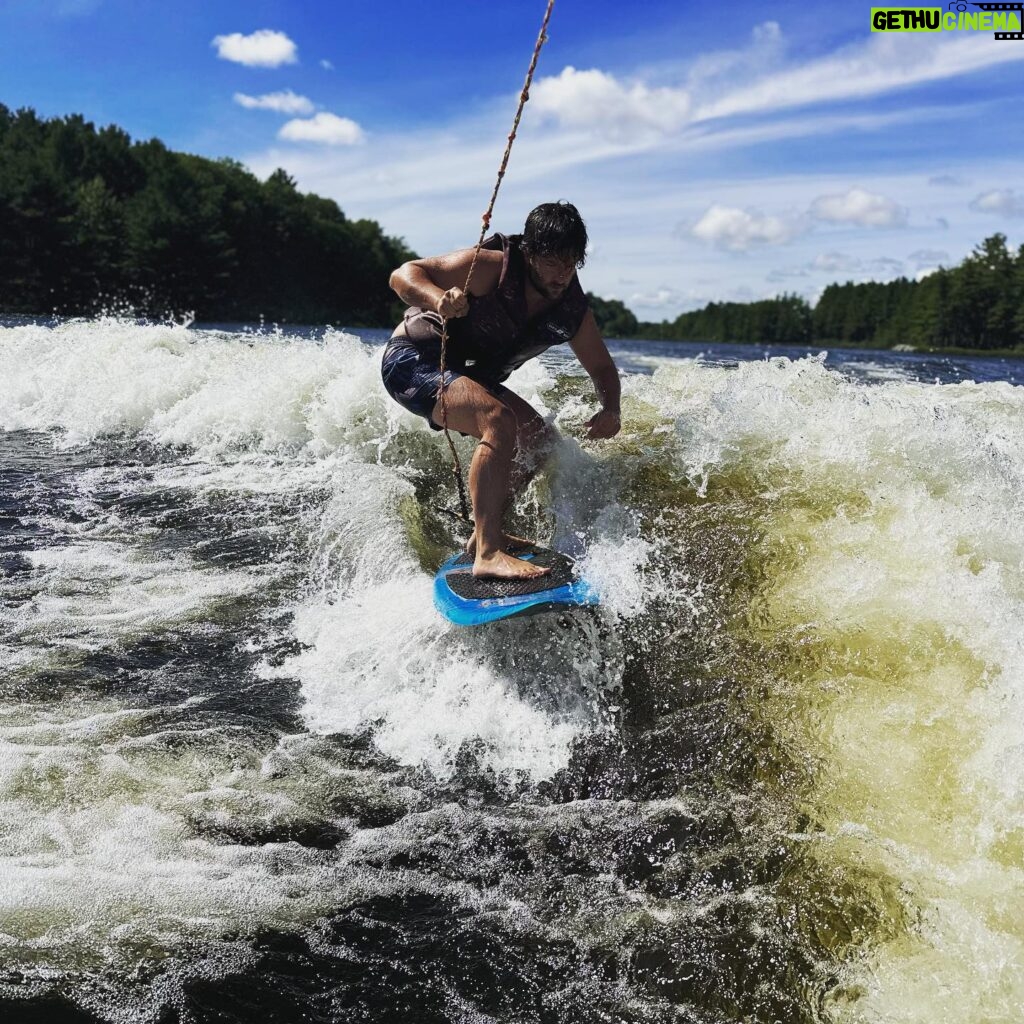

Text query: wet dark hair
(521, 201), (588, 268)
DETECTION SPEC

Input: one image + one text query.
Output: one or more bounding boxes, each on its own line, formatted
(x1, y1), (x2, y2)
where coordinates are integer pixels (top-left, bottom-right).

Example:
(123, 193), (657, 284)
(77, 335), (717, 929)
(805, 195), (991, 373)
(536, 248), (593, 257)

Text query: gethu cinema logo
(870, 4), (1023, 31)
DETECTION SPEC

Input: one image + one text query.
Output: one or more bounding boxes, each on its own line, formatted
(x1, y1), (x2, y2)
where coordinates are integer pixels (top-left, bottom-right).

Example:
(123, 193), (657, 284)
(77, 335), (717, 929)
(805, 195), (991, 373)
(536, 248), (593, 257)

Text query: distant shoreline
(5, 313), (1024, 362)
(607, 336), (1024, 361)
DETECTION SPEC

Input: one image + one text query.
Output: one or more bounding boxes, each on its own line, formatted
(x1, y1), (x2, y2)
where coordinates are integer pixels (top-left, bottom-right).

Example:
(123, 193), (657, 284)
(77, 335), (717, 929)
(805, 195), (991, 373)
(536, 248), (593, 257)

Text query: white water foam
(260, 457), (608, 780)
(0, 318), (397, 456)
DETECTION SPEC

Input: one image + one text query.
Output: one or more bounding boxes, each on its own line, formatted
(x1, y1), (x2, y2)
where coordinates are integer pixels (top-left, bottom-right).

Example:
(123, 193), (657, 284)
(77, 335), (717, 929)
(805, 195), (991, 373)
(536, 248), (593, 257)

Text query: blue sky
(1, 0), (1022, 320)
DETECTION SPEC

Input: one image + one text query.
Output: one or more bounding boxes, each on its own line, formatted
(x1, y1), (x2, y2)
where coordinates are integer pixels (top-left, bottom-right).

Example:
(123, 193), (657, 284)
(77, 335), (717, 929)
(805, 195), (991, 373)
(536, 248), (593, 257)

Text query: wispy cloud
(969, 188), (1024, 217)
(869, 256), (905, 276)
(279, 112), (364, 146)
(234, 90), (315, 115)
(907, 248), (950, 267)
(813, 251), (863, 273)
(212, 30), (298, 68)
(929, 174), (969, 187)
(626, 287), (687, 308)
(767, 245), (951, 290)
(320, 59), (335, 71)
(769, 250), (910, 283)
(526, 24), (1024, 144)
(696, 31), (1024, 120)
(244, 104), (946, 228)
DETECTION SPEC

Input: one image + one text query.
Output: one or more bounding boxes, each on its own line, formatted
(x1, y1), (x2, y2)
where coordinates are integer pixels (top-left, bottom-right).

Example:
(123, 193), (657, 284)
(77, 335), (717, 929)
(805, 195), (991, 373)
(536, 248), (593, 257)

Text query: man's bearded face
(527, 253), (577, 300)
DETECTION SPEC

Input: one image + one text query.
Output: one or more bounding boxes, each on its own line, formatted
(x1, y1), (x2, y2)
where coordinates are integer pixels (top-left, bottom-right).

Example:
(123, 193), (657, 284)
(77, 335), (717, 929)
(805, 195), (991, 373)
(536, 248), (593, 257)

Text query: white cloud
(691, 190), (909, 245)
(522, 20), (779, 146)
(279, 112), (364, 146)
(234, 90), (314, 115)
(969, 188), (1024, 217)
(532, 66), (692, 141)
(212, 30), (298, 68)
(690, 205), (808, 251)
(697, 33), (1024, 121)
(320, 59), (335, 71)
(810, 187), (907, 228)
(523, 25), (1024, 154)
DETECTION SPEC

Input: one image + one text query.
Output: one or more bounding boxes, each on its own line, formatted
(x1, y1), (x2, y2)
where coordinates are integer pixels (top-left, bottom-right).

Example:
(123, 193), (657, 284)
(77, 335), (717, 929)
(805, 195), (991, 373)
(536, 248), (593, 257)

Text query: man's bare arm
(569, 310), (621, 439)
(389, 249), (503, 318)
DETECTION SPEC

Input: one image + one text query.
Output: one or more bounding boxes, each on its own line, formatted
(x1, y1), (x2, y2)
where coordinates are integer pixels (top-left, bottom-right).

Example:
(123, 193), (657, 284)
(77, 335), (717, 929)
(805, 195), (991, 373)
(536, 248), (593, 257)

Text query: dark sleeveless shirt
(399, 233), (589, 384)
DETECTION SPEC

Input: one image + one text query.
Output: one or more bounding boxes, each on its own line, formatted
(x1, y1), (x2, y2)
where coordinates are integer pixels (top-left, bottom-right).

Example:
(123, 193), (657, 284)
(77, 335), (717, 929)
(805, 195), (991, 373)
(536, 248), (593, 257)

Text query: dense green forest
(585, 293), (639, 339)
(632, 294), (812, 346)
(0, 105), (415, 324)
(2, 106), (1020, 351)
(627, 235), (1024, 352)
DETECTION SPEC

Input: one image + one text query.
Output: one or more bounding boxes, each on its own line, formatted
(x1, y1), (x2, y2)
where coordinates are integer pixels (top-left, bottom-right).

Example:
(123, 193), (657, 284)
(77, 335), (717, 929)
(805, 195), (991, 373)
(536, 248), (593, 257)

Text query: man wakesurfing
(383, 201), (622, 581)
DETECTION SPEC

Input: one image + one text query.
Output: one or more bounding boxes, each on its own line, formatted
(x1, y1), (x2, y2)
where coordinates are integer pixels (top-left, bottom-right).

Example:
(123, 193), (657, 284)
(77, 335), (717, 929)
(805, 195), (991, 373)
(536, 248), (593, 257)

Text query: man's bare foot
(472, 549), (551, 580)
(464, 532), (535, 557)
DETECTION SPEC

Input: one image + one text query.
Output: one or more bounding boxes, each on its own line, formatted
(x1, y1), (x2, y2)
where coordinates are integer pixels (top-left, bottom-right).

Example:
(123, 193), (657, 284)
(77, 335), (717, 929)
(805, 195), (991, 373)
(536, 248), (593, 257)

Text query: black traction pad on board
(443, 546), (577, 600)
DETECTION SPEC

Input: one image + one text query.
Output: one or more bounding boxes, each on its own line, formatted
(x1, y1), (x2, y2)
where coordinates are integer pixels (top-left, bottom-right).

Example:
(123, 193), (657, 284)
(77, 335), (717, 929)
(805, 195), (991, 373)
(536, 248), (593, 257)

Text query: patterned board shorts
(380, 337), (511, 431)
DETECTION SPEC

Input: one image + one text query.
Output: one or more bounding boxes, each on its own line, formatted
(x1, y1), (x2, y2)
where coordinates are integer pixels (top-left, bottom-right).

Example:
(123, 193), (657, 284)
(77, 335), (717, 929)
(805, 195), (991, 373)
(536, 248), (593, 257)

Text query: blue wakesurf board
(433, 544), (599, 626)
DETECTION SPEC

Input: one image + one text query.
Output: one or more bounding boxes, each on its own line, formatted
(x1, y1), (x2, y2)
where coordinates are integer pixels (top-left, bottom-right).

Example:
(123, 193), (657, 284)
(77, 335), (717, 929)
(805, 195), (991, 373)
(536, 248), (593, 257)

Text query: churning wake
(0, 318), (1020, 1023)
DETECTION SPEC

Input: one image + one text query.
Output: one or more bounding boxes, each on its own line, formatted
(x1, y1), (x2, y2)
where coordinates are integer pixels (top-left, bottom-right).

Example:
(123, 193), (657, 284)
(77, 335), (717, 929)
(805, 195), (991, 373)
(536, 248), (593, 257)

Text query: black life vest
(401, 233), (589, 383)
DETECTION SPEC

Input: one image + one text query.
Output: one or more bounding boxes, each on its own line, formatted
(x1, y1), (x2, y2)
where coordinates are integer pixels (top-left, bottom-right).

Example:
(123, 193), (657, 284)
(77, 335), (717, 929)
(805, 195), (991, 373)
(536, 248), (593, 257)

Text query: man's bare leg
(431, 378), (550, 580)
(464, 389), (556, 557)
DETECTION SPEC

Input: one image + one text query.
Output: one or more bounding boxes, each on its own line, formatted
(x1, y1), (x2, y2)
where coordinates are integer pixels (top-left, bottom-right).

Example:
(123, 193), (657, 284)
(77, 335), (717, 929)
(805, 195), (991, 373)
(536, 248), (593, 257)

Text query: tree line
(3, 105), (1020, 350)
(0, 105), (415, 324)
(597, 234), (1023, 352)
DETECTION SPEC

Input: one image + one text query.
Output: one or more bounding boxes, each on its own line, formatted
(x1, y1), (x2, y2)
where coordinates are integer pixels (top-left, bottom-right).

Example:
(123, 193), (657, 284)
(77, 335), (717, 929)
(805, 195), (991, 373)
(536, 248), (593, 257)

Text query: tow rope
(437, 0), (556, 527)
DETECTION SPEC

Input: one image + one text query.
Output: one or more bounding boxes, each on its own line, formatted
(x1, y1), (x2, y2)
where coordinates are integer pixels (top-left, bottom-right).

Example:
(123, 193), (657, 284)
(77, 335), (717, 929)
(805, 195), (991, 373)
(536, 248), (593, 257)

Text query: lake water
(0, 317), (1021, 1022)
